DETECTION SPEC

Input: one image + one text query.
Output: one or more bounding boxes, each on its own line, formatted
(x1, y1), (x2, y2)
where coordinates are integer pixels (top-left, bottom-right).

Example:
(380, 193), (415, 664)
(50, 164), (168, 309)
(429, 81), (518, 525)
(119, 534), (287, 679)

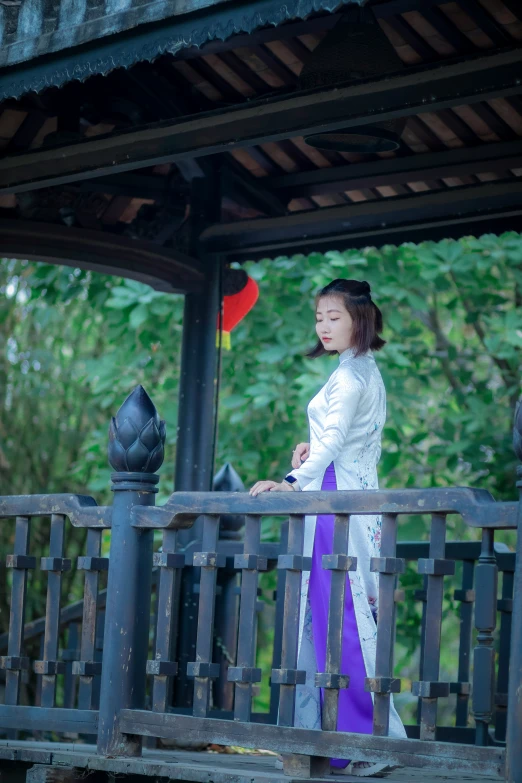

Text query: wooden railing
(0, 539), (515, 743)
(123, 488), (517, 779)
(0, 386), (520, 782)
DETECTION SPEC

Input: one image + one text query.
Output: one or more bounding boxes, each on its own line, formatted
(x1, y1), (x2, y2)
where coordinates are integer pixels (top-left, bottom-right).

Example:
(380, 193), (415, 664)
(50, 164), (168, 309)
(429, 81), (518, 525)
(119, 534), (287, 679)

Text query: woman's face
(315, 295), (354, 354)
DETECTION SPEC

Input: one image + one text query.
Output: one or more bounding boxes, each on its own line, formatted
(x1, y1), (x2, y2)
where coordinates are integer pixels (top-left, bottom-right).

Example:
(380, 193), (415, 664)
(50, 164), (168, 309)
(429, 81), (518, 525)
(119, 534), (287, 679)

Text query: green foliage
(222, 237), (521, 509)
(1, 233), (521, 721)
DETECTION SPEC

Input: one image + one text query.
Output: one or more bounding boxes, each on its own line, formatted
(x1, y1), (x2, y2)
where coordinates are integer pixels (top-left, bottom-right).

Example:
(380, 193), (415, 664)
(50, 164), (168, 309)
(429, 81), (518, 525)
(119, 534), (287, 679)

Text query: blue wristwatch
(284, 475), (299, 489)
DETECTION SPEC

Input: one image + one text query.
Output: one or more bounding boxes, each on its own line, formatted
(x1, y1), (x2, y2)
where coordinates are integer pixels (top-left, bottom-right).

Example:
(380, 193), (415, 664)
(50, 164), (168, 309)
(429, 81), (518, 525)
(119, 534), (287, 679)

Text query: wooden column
(174, 166), (223, 707)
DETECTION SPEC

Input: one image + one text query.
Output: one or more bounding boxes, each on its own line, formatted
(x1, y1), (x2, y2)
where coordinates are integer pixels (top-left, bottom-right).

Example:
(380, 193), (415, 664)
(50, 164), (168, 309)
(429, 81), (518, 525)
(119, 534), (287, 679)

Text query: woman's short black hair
(307, 278), (386, 358)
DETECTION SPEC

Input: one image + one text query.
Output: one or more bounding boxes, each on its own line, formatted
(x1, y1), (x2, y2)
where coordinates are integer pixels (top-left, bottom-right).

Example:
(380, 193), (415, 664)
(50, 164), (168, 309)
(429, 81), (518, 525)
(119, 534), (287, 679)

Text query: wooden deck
(0, 741), (502, 782)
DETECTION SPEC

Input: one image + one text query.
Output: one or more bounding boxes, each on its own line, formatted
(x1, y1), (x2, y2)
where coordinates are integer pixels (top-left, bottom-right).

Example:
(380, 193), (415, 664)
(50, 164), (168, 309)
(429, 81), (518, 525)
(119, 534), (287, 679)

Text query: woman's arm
(286, 367), (364, 490)
(292, 442), (310, 469)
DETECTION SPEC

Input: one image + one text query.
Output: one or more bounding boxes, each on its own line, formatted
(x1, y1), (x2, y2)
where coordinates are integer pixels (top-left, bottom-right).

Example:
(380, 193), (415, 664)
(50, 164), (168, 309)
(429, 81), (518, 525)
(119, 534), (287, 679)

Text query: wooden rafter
(265, 140), (522, 198)
(1, 47), (521, 195)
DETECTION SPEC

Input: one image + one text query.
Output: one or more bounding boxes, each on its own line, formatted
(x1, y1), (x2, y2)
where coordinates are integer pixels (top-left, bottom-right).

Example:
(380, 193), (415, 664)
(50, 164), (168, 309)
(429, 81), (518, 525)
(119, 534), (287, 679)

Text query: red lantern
(218, 275), (259, 349)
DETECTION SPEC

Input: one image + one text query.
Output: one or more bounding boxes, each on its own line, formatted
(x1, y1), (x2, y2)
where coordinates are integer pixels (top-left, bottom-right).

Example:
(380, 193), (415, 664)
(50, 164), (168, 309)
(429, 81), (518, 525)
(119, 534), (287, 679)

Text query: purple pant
(309, 462), (374, 767)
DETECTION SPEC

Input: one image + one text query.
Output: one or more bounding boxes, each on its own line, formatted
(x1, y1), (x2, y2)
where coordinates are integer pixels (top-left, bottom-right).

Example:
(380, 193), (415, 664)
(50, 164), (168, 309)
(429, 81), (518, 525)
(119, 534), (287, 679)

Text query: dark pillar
(175, 165), (222, 494)
(506, 402), (522, 782)
(174, 169), (223, 708)
(175, 259), (221, 493)
(97, 387), (165, 757)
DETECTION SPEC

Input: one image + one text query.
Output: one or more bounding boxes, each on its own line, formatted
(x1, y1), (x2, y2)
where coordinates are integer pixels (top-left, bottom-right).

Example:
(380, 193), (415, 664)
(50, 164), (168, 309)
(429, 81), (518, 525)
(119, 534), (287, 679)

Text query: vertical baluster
(367, 513), (404, 737)
(269, 520), (288, 724)
(2, 516), (36, 705)
(316, 514), (353, 731)
(34, 514), (71, 707)
(414, 577), (427, 726)
(34, 635), (44, 707)
(494, 567), (513, 743)
(473, 528), (498, 746)
(452, 560), (475, 727)
(214, 567), (240, 711)
(148, 529), (184, 712)
(74, 528), (107, 709)
(62, 622), (80, 709)
(229, 515), (266, 722)
(413, 514), (454, 741)
(92, 609), (105, 710)
(273, 514), (317, 778)
(272, 514), (308, 727)
(31, 634), (45, 742)
(188, 515), (224, 717)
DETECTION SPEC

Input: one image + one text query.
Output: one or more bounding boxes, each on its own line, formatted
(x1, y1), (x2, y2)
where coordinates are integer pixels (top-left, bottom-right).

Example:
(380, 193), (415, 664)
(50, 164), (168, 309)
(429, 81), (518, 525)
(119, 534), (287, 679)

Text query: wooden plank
(118, 710), (505, 777)
(1, 48), (522, 194)
(420, 7), (476, 54)
(435, 109), (480, 146)
(0, 706), (98, 734)
(457, 0), (511, 45)
(248, 45), (297, 87)
(0, 742), (505, 781)
(470, 102), (518, 141)
(384, 16), (439, 61)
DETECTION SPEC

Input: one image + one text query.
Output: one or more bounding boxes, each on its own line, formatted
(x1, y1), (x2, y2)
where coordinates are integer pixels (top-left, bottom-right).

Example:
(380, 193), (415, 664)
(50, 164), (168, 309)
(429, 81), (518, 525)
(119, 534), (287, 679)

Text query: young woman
(250, 279), (405, 778)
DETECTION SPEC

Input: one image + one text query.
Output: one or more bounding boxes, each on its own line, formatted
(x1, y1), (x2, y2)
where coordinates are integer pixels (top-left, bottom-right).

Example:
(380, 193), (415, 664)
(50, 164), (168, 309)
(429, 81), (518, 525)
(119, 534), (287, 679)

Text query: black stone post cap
(108, 386), (166, 473)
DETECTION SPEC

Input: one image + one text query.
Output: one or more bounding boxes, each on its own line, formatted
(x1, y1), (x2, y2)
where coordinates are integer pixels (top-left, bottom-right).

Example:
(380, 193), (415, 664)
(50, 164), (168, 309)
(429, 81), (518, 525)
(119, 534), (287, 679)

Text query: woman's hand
(292, 442), (310, 469)
(249, 480), (293, 497)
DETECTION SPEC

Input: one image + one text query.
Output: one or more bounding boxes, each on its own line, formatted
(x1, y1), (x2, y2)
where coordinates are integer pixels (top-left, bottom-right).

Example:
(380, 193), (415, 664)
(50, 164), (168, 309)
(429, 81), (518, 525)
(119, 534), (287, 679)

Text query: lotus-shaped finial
(514, 400), (522, 463)
(108, 386), (166, 473)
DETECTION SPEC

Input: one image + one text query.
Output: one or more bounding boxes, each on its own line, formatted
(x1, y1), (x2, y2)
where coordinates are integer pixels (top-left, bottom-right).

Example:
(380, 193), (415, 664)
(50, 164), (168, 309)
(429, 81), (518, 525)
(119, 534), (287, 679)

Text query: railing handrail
(133, 488), (518, 529)
(0, 494), (111, 527)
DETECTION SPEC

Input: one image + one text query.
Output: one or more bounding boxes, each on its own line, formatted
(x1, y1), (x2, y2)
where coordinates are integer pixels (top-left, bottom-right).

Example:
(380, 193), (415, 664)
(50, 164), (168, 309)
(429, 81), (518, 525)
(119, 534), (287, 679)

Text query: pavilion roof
(0, 0), (521, 290)
(0, 0), (359, 98)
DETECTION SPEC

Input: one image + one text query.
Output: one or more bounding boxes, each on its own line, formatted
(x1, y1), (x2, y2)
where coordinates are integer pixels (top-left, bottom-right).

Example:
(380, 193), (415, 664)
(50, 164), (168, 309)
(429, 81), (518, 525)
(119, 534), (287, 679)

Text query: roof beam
(0, 220), (204, 293)
(0, 47), (521, 195)
(199, 179), (522, 257)
(74, 161), (284, 217)
(206, 210), (522, 258)
(266, 140), (522, 198)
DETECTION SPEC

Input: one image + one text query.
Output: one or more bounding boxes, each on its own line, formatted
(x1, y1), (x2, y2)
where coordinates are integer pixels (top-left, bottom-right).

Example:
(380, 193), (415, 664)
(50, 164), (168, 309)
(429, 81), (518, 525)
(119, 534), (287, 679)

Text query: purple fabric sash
(309, 462), (374, 767)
